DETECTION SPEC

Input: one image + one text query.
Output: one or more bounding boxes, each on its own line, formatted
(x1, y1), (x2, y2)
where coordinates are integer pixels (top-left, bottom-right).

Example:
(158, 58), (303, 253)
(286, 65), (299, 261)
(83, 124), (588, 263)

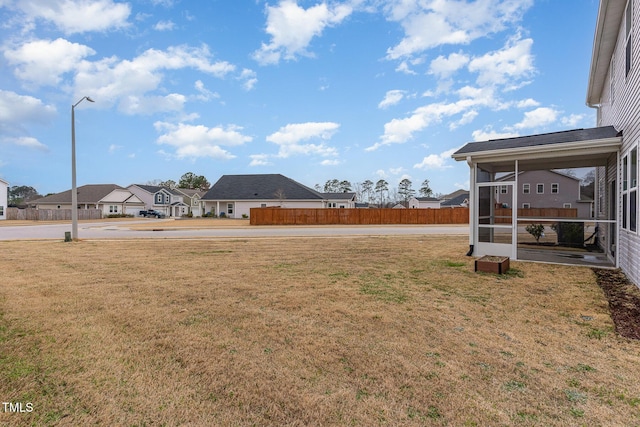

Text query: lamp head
(86, 96), (95, 103)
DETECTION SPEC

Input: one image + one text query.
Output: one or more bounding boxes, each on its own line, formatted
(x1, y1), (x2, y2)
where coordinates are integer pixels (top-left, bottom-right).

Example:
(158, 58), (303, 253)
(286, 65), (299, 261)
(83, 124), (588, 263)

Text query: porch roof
(452, 126), (621, 172)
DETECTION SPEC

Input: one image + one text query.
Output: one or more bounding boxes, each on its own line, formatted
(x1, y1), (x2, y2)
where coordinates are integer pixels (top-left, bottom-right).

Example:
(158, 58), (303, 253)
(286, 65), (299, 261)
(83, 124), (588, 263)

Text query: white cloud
(471, 128), (519, 141)
(385, 0), (534, 59)
(513, 107), (558, 129)
(320, 159), (340, 166)
(108, 144), (122, 153)
(449, 110), (478, 130)
(516, 98), (540, 108)
(429, 51), (469, 79)
(154, 121), (252, 160)
(0, 90), (56, 124)
(253, 0), (353, 65)
(4, 38), (95, 87)
(468, 35), (535, 89)
(154, 20), (176, 31)
(561, 113), (584, 128)
(414, 147), (458, 170)
(249, 154), (272, 167)
(74, 45), (235, 114)
(16, 0), (131, 34)
(378, 90), (406, 109)
(1, 136), (48, 151)
(266, 122), (340, 158)
(239, 68), (258, 91)
(193, 80), (219, 102)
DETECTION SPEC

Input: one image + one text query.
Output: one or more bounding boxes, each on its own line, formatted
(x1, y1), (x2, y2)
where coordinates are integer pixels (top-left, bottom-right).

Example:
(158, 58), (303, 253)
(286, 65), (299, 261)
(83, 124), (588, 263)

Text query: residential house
(0, 178), (8, 220)
(450, 0), (640, 286)
(440, 191), (469, 208)
(31, 184), (145, 216)
(586, 0), (640, 286)
(495, 170), (592, 218)
(408, 196), (441, 209)
(128, 184), (189, 217)
(173, 187), (206, 217)
(201, 174), (355, 218)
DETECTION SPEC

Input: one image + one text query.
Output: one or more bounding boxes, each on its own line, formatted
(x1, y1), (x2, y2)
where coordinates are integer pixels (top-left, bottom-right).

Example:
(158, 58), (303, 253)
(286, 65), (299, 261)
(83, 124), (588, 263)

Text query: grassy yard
(1, 235), (639, 426)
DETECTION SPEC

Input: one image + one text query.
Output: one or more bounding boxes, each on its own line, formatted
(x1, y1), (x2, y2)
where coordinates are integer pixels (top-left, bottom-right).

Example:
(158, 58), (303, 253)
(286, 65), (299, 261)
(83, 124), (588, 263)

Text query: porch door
(476, 182), (515, 258)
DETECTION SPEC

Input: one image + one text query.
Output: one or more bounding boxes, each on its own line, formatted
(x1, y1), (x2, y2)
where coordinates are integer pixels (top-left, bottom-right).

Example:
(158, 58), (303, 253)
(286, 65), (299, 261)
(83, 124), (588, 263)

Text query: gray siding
(596, 0), (640, 286)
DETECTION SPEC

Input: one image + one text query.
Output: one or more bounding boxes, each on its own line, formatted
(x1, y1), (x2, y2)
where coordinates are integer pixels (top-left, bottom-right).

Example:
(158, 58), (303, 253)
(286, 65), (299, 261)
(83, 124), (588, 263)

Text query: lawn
(1, 235), (639, 426)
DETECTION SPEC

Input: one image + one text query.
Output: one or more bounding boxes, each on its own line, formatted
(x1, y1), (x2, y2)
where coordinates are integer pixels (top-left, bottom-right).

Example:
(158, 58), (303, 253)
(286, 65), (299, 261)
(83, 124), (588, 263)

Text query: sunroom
(452, 126), (621, 268)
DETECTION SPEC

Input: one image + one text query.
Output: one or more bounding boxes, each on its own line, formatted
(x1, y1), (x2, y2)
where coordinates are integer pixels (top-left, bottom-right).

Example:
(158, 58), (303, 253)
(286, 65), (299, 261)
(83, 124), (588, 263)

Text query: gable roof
(130, 184), (183, 196)
(497, 170), (581, 183)
(441, 192), (469, 207)
(413, 196), (440, 202)
(202, 174), (324, 201)
(452, 126), (621, 171)
(32, 184), (127, 204)
(323, 192), (356, 200)
(587, 0), (626, 105)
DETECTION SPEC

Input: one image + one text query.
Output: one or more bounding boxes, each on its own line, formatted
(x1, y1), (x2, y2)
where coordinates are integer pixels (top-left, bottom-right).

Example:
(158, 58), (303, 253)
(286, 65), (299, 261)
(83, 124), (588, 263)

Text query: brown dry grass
(1, 236), (639, 426)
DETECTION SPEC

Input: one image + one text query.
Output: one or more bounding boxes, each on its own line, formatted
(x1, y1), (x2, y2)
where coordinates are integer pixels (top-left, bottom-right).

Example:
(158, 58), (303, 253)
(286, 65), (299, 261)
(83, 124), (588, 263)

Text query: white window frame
(551, 183), (559, 194)
(522, 203), (530, 209)
(563, 203), (572, 209)
(523, 183), (530, 194)
(536, 184), (544, 194)
(500, 185), (508, 194)
(227, 203), (233, 215)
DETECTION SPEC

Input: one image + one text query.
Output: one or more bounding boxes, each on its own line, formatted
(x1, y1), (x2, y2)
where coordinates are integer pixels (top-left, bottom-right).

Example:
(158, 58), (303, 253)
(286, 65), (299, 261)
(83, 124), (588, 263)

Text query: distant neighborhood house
(128, 184), (204, 218)
(408, 196), (441, 209)
(0, 178), (8, 220)
(496, 170), (593, 218)
(201, 174), (356, 218)
(31, 184), (145, 216)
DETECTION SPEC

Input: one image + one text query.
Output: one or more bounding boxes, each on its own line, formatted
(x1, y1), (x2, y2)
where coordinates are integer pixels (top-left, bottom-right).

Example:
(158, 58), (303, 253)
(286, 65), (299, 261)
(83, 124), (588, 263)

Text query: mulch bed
(592, 268), (640, 340)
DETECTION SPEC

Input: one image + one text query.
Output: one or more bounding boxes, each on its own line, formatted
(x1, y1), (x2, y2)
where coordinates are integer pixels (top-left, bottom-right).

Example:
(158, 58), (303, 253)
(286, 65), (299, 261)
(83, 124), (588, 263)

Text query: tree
(580, 169), (596, 199)
(398, 178), (415, 204)
(361, 180), (374, 203)
(525, 224), (545, 244)
(178, 172), (211, 191)
(8, 185), (41, 206)
(323, 179), (340, 193)
(419, 179), (433, 197)
(160, 179), (176, 188)
(338, 180), (352, 193)
(375, 179), (388, 206)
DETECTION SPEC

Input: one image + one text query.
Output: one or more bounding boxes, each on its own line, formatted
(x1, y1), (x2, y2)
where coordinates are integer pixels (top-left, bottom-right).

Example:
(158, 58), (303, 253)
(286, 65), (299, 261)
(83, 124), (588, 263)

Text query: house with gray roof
(31, 184), (144, 216)
(201, 174), (355, 218)
(0, 178), (8, 220)
(450, 0), (640, 287)
(128, 184), (190, 217)
(408, 196), (441, 209)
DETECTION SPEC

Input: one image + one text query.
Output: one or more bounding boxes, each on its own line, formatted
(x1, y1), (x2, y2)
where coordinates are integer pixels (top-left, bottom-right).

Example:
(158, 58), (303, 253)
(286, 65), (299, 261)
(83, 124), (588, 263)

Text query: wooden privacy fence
(6, 208), (102, 221)
(494, 207), (578, 223)
(250, 207), (470, 225)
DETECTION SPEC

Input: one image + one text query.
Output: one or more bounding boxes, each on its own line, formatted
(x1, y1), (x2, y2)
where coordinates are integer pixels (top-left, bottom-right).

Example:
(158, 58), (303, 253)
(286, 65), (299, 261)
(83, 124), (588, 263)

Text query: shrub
(525, 223), (545, 243)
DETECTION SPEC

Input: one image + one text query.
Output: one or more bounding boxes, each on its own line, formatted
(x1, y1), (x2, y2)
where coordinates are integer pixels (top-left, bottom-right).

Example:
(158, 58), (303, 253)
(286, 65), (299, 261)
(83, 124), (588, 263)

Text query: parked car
(139, 209), (166, 218)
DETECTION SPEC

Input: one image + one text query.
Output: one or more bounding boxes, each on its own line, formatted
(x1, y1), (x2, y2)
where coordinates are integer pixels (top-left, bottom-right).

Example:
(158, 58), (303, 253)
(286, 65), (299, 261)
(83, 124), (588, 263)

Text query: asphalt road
(0, 220), (469, 241)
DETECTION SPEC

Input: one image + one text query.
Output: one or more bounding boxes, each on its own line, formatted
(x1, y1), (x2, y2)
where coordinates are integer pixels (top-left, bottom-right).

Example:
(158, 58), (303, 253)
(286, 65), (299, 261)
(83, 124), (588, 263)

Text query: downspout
(466, 156), (475, 256)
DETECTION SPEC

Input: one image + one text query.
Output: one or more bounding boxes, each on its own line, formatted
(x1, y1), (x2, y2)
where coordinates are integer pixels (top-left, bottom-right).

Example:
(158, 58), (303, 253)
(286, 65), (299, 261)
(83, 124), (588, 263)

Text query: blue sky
(0, 0), (600, 196)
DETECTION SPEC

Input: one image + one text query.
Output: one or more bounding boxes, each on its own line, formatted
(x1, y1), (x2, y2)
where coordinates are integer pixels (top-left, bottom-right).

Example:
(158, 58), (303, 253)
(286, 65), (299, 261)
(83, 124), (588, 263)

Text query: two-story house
(496, 170), (592, 218)
(452, 0), (639, 288)
(128, 184), (190, 217)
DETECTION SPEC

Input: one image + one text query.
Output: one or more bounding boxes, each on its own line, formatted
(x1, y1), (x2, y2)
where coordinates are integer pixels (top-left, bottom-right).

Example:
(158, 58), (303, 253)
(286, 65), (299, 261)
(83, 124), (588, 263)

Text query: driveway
(0, 219), (469, 240)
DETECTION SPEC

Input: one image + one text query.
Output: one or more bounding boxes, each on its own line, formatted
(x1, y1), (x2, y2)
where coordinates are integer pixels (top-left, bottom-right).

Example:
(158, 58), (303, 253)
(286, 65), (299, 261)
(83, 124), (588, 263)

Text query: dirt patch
(593, 268), (640, 340)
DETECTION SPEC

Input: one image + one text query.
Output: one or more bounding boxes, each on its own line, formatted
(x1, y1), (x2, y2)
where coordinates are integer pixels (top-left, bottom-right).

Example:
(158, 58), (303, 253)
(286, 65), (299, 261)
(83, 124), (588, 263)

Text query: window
(165, 195), (170, 203)
(522, 203), (530, 209)
(328, 202), (337, 208)
(261, 203), (267, 208)
(500, 185), (508, 194)
(156, 194), (163, 203)
(563, 203), (572, 209)
(109, 205), (118, 213)
(227, 203), (233, 215)
(622, 147), (638, 232)
(0, 206), (3, 216)
(611, 55), (616, 104)
(626, 0), (633, 76)
(551, 183), (559, 194)
(537, 184), (544, 194)
(523, 183), (530, 194)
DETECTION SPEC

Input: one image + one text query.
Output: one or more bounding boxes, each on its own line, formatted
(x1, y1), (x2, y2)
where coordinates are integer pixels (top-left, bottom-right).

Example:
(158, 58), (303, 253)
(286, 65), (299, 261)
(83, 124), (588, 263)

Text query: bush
(242, 214), (248, 219)
(525, 223), (545, 243)
(106, 213), (134, 218)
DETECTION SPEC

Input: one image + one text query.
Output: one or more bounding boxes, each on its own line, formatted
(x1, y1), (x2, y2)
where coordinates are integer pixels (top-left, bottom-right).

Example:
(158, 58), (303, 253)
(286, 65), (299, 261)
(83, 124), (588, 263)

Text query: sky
(0, 0), (601, 197)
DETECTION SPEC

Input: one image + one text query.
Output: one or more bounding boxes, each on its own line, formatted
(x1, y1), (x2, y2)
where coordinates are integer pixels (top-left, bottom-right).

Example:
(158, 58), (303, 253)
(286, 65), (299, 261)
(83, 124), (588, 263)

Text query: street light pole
(71, 96), (94, 241)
